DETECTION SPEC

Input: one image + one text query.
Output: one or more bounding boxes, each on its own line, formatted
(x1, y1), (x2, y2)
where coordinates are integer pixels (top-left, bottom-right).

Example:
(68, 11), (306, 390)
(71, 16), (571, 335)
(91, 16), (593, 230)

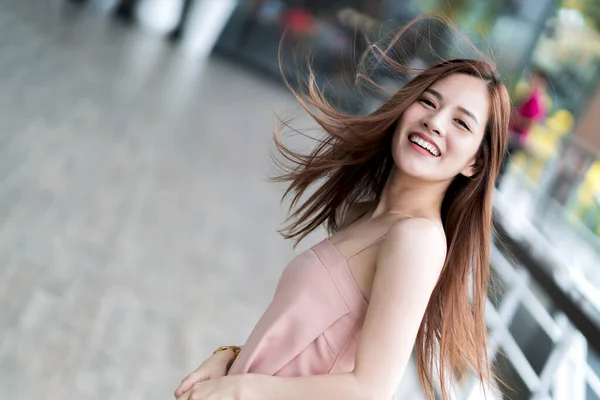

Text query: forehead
(428, 73), (490, 125)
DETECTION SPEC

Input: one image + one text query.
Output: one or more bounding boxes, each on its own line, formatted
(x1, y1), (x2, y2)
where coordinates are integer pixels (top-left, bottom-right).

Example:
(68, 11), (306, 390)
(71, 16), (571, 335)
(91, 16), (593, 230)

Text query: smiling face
(392, 73), (491, 182)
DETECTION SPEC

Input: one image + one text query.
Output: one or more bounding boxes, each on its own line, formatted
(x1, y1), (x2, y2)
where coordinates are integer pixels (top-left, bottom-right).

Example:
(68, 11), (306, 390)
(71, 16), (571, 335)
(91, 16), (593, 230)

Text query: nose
(423, 115), (446, 136)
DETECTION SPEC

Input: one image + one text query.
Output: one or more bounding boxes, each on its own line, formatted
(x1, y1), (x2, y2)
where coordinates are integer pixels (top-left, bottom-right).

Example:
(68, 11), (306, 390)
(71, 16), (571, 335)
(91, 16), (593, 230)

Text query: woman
(174, 27), (510, 400)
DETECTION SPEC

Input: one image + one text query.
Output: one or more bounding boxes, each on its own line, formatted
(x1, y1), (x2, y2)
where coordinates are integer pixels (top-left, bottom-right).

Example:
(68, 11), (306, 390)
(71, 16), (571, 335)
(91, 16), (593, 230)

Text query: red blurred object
(281, 8), (316, 34)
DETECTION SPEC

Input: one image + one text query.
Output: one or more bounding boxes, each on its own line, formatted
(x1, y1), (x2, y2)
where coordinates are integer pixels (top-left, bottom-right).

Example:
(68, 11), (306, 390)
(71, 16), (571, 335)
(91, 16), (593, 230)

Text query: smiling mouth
(408, 134), (441, 157)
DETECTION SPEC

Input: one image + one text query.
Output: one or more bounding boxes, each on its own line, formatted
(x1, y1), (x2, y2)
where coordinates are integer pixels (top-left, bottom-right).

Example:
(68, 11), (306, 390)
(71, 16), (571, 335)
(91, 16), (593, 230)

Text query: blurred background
(0, 0), (600, 399)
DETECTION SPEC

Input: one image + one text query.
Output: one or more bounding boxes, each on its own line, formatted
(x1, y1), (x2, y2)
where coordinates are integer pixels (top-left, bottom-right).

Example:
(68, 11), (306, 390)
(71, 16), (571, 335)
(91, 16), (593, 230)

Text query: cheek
(446, 136), (479, 167)
(392, 105), (421, 146)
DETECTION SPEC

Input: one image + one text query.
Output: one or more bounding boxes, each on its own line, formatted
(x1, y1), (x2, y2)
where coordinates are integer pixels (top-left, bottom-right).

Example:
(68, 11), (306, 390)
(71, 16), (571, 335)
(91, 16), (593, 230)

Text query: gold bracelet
(213, 345), (241, 359)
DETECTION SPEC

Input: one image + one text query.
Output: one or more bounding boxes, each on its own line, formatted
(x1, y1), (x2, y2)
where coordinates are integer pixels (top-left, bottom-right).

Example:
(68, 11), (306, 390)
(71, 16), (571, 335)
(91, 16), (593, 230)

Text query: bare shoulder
(379, 217), (447, 274)
(387, 217), (446, 243)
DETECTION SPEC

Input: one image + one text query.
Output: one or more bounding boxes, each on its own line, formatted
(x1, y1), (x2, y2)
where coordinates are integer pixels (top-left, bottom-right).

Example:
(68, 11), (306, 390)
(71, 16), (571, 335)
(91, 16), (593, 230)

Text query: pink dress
(228, 238), (369, 376)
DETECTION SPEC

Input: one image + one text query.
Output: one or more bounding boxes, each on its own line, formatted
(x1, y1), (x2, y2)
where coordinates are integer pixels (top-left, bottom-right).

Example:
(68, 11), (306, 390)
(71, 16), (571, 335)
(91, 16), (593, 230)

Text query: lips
(408, 132), (442, 157)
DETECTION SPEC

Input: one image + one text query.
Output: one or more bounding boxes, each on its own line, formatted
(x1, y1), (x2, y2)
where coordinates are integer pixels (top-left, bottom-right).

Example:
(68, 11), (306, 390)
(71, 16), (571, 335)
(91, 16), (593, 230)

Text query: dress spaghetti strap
(345, 233), (387, 260)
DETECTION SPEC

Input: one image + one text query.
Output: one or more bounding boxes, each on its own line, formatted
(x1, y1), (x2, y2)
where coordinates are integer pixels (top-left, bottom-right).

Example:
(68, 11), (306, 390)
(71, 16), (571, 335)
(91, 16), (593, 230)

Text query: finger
(175, 372), (206, 397)
(177, 382), (205, 400)
(175, 390), (191, 400)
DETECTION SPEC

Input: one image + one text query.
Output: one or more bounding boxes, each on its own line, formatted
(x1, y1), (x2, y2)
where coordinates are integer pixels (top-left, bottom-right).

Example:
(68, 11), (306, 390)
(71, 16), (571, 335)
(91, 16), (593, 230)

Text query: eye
(454, 118), (471, 131)
(419, 98), (436, 108)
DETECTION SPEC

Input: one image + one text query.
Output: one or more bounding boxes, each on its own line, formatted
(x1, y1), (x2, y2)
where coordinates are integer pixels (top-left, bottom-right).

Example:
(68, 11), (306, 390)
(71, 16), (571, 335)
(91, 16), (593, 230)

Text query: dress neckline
(322, 238), (370, 306)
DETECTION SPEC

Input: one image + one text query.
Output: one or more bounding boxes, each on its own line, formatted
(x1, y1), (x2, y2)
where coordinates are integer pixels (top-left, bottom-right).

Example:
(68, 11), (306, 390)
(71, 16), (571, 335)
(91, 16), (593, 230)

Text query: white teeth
(409, 135), (440, 157)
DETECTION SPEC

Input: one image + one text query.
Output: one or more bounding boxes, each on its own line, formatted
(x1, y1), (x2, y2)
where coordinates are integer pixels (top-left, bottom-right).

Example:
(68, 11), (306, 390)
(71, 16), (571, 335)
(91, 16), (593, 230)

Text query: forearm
(241, 372), (373, 400)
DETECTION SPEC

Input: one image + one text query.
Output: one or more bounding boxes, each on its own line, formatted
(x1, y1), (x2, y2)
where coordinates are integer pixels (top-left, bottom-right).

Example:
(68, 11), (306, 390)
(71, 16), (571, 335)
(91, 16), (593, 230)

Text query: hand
(175, 375), (244, 400)
(174, 350), (236, 397)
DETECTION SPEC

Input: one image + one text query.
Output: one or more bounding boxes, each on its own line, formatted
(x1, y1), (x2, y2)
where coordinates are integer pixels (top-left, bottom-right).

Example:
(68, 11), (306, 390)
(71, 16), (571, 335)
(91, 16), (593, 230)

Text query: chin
(396, 159), (438, 181)
(395, 155), (459, 184)
(393, 148), (435, 178)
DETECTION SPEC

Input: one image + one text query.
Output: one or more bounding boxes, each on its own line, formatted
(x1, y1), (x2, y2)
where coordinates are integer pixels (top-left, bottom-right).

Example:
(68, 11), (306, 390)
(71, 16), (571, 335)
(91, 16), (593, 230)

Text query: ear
(460, 156), (478, 178)
(462, 138), (487, 178)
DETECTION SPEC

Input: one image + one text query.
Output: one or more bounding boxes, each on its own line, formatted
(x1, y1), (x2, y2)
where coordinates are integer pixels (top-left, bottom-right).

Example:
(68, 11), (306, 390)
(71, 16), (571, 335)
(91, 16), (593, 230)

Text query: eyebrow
(424, 88), (479, 126)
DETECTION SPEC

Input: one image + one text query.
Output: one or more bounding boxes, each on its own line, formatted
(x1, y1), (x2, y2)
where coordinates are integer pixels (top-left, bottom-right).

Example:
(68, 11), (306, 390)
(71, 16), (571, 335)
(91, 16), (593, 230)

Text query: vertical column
(185, 0), (239, 57)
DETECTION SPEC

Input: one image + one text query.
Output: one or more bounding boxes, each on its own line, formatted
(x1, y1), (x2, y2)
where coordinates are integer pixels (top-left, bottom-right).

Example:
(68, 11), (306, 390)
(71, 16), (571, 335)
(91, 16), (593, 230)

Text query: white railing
(461, 243), (600, 399)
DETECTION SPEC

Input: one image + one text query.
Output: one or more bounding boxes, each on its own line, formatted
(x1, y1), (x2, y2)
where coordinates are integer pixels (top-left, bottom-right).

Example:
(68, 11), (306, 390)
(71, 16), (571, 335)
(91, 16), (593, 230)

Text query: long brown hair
(272, 17), (511, 399)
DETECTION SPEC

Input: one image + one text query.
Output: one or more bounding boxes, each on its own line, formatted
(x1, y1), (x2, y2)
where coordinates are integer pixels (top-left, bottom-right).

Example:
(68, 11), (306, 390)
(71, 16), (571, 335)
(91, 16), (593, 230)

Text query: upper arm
(353, 218), (447, 399)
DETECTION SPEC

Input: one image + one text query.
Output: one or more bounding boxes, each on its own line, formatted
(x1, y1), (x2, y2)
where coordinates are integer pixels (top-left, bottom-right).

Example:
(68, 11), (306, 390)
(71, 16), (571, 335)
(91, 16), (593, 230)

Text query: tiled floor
(0, 1), (425, 399)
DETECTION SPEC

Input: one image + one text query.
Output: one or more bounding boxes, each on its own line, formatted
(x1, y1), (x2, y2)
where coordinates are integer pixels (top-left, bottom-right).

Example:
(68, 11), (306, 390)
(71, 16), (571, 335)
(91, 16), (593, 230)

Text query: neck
(372, 168), (449, 220)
